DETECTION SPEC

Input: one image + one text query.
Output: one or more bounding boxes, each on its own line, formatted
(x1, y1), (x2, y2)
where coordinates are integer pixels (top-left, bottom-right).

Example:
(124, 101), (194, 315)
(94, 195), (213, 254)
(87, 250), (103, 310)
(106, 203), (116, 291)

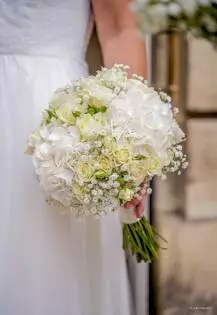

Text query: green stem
(122, 217), (167, 263)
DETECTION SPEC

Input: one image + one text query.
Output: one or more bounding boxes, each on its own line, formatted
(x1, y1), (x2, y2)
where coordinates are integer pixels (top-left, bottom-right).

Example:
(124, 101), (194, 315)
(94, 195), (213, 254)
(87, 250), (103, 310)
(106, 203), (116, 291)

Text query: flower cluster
(26, 64), (187, 218)
(131, 0), (217, 45)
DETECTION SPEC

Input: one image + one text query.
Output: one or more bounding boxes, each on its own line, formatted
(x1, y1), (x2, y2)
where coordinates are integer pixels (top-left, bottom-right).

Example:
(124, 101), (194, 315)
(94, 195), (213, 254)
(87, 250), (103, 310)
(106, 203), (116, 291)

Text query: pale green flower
(102, 136), (117, 156)
(49, 92), (81, 111)
(119, 188), (134, 202)
(56, 103), (76, 124)
(76, 76), (114, 107)
(76, 160), (95, 182)
(147, 157), (162, 175)
(94, 156), (112, 179)
(76, 113), (109, 139)
(113, 148), (132, 165)
(75, 76), (100, 91)
(128, 159), (148, 183)
(49, 91), (81, 109)
(49, 92), (85, 124)
(88, 97), (107, 114)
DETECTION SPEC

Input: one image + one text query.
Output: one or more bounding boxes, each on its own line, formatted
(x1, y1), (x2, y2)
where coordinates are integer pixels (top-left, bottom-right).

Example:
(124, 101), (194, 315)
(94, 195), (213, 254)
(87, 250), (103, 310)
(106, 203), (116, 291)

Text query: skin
(92, 0), (148, 217)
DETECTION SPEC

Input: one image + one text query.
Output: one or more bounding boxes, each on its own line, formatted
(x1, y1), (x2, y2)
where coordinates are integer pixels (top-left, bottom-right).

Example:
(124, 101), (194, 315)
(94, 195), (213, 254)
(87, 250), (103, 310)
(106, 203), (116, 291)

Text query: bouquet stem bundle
(123, 217), (166, 263)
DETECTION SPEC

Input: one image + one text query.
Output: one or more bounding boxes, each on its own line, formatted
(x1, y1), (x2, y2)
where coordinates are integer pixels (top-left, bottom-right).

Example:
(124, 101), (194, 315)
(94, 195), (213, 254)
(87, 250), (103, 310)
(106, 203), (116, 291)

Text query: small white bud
(182, 162), (189, 169)
(147, 187), (152, 195)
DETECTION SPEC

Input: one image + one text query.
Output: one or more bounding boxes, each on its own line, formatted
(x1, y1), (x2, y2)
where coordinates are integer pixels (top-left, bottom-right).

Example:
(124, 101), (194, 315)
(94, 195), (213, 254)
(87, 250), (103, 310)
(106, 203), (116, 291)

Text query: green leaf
(73, 111), (81, 118)
(87, 106), (97, 115)
(134, 154), (145, 160)
(117, 176), (125, 185)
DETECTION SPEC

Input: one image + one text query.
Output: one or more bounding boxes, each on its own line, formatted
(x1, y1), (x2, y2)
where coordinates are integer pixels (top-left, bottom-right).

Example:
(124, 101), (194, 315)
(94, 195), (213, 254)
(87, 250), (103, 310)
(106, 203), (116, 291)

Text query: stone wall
(154, 36), (217, 315)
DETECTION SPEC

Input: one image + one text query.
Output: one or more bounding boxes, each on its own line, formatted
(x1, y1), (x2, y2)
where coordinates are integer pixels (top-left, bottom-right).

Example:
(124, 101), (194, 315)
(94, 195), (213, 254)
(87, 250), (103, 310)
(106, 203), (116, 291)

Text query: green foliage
(87, 105), (107, 116)
(44, 108), (58, 124)
(73, 111), (81, 118)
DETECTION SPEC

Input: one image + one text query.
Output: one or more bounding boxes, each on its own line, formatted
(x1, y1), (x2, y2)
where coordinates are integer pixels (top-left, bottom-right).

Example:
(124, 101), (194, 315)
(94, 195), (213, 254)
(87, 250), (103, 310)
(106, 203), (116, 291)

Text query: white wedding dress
(0, 1), (135, 314)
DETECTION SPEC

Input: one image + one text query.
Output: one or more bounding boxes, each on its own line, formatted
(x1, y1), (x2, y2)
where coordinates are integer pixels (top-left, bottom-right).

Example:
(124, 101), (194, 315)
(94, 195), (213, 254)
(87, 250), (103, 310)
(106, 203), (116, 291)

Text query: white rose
(49, 92), (82, 112)
(113, 148), (131, 165)
(76, 160), (95, 182)
(118, 188), (134, 203)
(76, 113), (109, 139)
(128, 160), (148, 183)
(56, 103), (76, 124)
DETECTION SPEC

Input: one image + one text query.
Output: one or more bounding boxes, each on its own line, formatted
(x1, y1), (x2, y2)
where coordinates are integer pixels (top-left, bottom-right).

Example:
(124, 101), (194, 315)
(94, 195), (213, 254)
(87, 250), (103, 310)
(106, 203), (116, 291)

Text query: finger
(139, 188), (147, 197)
(135, 198), (145, 218)
(124, 198), (141, 209)
(124, 188), (147, 209)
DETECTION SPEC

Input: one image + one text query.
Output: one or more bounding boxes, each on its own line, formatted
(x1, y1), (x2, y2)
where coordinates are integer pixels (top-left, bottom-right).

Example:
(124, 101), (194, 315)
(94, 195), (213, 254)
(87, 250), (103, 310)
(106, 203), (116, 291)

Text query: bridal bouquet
(26, 64), (187, 263)
(131, 0), (217, 45)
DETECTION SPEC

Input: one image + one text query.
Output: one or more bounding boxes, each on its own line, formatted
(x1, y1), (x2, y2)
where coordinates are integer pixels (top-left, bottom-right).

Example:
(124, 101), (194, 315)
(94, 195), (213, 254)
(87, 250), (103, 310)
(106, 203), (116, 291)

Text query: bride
(0, 0), (148, 314)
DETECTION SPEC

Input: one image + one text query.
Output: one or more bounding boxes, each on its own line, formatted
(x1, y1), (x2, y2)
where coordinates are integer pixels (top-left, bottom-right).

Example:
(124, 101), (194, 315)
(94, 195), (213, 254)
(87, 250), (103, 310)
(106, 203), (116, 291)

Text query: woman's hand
(124, 184), (148, 218)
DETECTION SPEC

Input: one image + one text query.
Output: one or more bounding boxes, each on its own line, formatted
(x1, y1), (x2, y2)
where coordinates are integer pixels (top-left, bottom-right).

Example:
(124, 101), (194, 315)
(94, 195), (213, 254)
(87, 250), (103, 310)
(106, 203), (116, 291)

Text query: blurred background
(151, 32), (217, 315)
(86, 27), (217, 315)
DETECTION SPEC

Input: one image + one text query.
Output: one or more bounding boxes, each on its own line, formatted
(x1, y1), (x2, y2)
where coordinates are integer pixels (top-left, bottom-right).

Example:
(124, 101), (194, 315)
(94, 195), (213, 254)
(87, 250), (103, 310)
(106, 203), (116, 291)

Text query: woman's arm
(91, 0), (147, 78)
(91, 0), (148, 215)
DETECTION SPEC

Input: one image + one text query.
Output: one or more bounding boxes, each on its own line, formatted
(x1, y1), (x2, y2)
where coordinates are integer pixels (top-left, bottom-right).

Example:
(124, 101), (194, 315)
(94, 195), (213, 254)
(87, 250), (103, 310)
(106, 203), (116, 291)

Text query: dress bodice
(0, 0), (90, 58)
